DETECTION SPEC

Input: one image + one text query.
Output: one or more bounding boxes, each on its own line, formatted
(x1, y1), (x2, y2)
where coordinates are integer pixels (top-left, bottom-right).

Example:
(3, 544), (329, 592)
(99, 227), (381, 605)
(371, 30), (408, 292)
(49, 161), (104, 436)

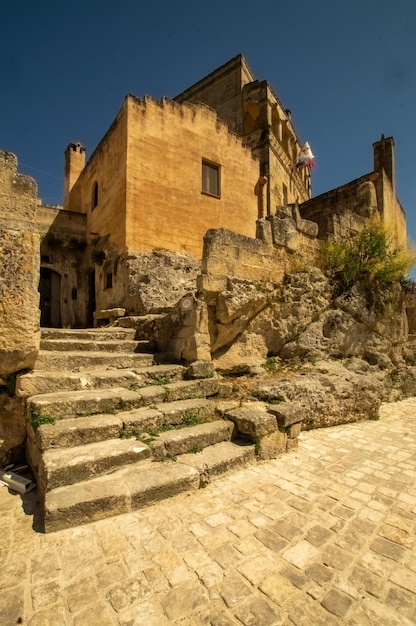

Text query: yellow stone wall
(125, 96), (259, 258)
(174, 54), (254, 135)
(68, 105), (128, 252)
(375, 170), (407, 248)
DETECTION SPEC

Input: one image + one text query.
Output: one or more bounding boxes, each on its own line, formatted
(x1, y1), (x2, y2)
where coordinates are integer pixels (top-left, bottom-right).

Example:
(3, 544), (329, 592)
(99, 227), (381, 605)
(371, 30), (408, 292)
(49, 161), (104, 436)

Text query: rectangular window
(202, 160), (220, 198)
(282, 183), (288, 206)
(104, 272), (113, 290)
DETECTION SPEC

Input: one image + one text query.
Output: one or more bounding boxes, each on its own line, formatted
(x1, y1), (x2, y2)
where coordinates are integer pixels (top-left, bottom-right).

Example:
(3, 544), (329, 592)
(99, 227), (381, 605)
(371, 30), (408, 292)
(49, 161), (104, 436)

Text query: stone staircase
(17, 327), (256, 532)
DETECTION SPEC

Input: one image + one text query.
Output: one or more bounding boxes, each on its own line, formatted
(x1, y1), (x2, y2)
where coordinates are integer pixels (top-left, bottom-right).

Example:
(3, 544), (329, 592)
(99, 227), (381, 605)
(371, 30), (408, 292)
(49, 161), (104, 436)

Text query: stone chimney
(373, 135), (395, 194)
(64, 142), (86, 210)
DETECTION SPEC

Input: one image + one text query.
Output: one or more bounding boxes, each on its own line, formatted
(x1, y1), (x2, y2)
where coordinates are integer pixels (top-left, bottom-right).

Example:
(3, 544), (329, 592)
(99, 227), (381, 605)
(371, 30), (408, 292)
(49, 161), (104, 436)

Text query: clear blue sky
(1, 0), (415, 242)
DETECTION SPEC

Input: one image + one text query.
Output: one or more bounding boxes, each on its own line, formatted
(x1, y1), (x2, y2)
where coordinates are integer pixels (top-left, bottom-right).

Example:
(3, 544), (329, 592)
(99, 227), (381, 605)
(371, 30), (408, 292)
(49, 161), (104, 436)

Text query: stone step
(30, 398), (217, 450)
(34, 351), (155, 372)
(39, 338), (153, 353)
(27, 387), (152, 421)
(151, 420), (234, 460)
(44, 459), (200, 533)
(177, 439), (256, 485)
(27, 379), (219, 420)
(124, 398), (217, 431)
(40, 328), (137, 341)
(28, 413), (124, 451)
(39, 438), (152, 493)
(17, 364), (185, 397)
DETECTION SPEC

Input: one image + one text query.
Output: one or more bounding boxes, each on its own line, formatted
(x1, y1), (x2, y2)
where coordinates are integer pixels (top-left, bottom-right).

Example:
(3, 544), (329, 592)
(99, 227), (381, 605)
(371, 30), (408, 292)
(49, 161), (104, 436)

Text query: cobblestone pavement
(1, 398), (416, 626)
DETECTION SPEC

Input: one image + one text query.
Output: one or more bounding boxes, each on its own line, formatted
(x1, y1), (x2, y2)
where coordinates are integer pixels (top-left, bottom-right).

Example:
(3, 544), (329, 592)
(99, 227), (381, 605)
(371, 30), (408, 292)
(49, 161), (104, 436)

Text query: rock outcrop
(0, 151), (40, 463)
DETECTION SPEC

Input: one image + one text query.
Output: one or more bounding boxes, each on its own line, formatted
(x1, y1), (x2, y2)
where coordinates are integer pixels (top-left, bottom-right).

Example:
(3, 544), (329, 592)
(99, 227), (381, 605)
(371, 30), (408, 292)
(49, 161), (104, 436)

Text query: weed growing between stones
(29, 407), (55, 432)
(120, 411), (207, 444)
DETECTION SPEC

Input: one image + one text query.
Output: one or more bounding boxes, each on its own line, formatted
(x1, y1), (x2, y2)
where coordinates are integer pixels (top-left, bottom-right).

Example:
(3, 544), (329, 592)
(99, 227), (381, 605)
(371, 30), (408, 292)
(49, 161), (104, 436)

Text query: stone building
(0, 55), (408, 343)
(35, 55), (313, 328)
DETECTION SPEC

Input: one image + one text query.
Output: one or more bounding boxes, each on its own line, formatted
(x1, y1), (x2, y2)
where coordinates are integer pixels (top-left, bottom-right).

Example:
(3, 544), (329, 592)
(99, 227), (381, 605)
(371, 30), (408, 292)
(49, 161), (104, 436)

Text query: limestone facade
(0, 151), (40, 378)
(0, 56), (409, 338)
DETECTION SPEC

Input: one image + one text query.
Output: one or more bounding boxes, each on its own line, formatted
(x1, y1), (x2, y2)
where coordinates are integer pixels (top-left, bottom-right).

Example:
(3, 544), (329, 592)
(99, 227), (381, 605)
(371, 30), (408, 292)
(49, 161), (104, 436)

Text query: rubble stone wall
(0, 151), (40, 377)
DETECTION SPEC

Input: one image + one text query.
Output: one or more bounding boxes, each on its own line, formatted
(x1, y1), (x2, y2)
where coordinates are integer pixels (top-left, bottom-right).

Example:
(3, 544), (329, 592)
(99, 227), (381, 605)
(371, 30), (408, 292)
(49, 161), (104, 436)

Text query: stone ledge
(93, 308), (126, 327)
(225, 404), (277, 437)
(267, 402), (303, 427)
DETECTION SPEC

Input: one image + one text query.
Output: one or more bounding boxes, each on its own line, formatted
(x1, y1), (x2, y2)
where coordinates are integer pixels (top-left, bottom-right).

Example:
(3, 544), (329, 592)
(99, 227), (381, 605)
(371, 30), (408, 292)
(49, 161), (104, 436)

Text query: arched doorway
(39, 268), (61, 327)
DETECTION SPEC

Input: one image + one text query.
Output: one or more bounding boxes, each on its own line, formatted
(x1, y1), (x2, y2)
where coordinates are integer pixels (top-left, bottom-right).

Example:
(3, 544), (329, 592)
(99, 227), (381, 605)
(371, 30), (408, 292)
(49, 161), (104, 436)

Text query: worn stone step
(39, 338), (153, 353)
(163, 378), (219, 402)
(30, 398), (217, 450)
(34, 351), (155, 372)
(28, 413), (124, 451)
(27, 379), (219, 420)
(27, 387), (148, 420)
(151, 420), (234, 460)
(177, 440), (255, 485)
(40, 328), (136, 341)
(17, 364), (185, 397)
(44, 459), (200, 532)
(40, 438), (151, 493)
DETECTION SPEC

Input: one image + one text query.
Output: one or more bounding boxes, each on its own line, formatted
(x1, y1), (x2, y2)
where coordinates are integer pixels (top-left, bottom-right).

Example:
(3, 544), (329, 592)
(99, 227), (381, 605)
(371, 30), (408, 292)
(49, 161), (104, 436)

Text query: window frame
(92, 181), (99, 210)
(201, 159), (221, 199)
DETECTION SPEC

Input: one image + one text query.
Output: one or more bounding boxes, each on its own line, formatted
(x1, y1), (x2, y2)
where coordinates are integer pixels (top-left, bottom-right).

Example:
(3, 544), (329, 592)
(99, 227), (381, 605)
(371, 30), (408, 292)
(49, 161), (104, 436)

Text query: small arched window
(92, 181), (98, 210)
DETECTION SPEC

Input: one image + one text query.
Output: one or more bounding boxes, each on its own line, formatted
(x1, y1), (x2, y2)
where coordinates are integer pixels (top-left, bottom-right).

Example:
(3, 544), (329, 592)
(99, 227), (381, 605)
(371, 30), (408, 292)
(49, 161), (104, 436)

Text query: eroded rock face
(0, 151), (40, 379)
(0, 393), (26, 465)
(255, 359), (386, 429)
(207, 269), (407, 373)
(125, 250), (200, 314)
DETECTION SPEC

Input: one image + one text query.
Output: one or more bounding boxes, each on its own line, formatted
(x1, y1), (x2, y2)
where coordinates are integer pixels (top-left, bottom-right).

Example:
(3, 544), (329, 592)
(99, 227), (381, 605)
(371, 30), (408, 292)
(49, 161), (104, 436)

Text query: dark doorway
(39, 268), (61, 327)
(87, 269), (96, 327)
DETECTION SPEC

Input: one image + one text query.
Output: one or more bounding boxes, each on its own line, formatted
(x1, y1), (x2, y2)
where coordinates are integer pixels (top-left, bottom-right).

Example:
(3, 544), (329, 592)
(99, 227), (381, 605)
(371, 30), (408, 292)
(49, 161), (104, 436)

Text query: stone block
(256, 430), (287, 460)
(267, 402), (302, 427)
(93, 308), (125, 326)
(225, 404), (277, 438)
(288, 422), (302, 438)
(185, 360), (215, 379)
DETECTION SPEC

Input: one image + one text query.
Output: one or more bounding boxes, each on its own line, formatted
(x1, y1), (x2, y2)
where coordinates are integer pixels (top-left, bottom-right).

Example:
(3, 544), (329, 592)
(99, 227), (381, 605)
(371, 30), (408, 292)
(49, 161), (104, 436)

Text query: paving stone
(349, 565), (385, 597)
(31, 580), (62, 611)
(378, 523), (414, 548)
(236, 554), (277, 586)
(259, 572), (299, 606)
(142, 566), (170, 593)
(254, 528), (289, 552)
(321, 587), (353, 617)
(370, 537), (406, 562)
(305, 562), (334, 585)
(286, 593), (340, 625)
(389, 565), (416, 593)
(73, 604), (118, 626)
(0, 586), (25, 626)
(321, 544), (355, 571)
(272, 518), (303, 541)
(282, 540), (319, 569)
(385, 584), (416, 620)
(305, 524), (334, 547)
(196, 562), (224, 587)
(27, 605), (68, 625)
(346, 595), (415, 626)
(216, 573), (253, 608)
(359, 550), (396, 577)
(280, 565), (308, 589)
(233, 594), (282, 625)
(107, 575), (150, 612)
(160, 581), (210, 620)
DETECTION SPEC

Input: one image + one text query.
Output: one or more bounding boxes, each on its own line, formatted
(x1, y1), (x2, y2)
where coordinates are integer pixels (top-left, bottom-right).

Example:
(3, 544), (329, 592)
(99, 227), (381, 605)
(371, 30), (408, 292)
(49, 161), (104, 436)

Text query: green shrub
(320, 219), (416, 297)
